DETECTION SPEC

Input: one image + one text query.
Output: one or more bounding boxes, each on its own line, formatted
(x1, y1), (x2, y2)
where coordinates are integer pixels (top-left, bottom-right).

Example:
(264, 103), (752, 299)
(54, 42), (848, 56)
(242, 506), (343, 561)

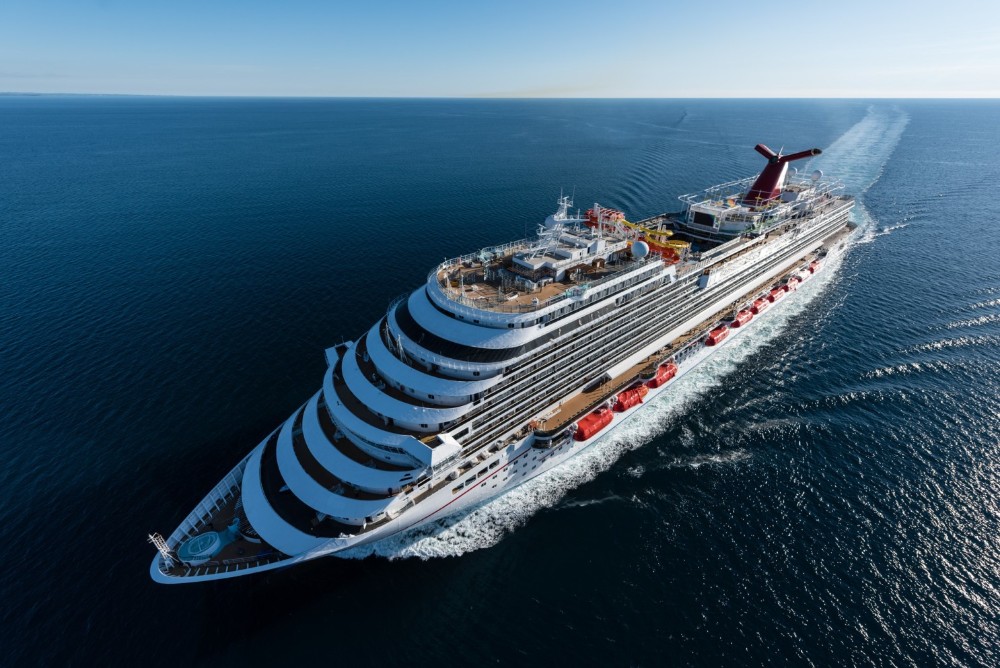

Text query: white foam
(909, 335), (1000, 352)
(666, 449), (752, 470)
(806, 105), (909, 244)
(969, 298), (1000, 311)
(944, 313), (1000, 330)
(863, 360), (955, 379)
(344, 106), (910, 561)
(807, 105), (910, 198)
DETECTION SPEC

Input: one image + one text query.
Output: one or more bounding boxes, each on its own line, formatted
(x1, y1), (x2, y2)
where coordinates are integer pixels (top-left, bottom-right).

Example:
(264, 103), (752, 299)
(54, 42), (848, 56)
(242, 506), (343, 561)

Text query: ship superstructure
(150, 145), (855, 583)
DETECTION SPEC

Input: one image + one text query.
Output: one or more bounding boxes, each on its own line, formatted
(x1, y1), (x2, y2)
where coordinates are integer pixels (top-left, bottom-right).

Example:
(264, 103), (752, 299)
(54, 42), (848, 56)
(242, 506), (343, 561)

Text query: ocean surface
(2, 98), (998, 666)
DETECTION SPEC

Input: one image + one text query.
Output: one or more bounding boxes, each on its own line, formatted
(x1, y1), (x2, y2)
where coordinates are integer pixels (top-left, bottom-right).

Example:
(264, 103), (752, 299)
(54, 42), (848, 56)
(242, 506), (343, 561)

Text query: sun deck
(431, 222), (639, 314)
(440, 265), (575, 308)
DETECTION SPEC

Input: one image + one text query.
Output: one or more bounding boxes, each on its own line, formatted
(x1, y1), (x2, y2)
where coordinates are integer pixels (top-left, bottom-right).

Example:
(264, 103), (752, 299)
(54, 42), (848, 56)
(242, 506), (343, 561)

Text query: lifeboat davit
(613, 384), (649, 412)
(730, 309), (754, 328)
(786, 276), (802, 291)
(706, 326), (729, 346)
(751, 297), (770, 315)
(574, 408), (614, 441)
(768, 287), (786, 303)
(809, 260), (822, 274)
(646, 362), (678, 388)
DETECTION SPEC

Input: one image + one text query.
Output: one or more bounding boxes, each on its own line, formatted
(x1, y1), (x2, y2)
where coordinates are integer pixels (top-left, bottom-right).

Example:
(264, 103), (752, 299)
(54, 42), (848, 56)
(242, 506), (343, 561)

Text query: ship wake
(806, 104), (909, 242)
(340, 105), (909, 561)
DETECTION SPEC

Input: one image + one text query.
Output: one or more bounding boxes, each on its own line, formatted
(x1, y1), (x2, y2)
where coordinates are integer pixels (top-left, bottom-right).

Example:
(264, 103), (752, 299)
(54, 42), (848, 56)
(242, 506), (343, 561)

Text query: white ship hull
(150, 145), (854, 584)
(151, 224), (853, 583)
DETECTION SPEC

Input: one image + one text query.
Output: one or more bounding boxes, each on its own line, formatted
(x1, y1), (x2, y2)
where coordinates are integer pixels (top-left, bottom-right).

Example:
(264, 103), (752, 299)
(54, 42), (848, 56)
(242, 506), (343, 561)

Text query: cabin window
(466, 477), (475, 485)
(473, 371), (480, 377)
(478, 468), (488, 477)
(428, 394), (435, 399)
(489, 461), (499, 469)
(421, 423), (428, 428)
(452, 485), (464, 493)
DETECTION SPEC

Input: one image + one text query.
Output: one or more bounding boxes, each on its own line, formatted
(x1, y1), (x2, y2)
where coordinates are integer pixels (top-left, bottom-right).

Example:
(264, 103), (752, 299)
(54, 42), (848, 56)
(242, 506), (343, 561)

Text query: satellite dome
(543, 215), (558, 229)
(632, 240), (650, 259)
(811, 169), (823, 182)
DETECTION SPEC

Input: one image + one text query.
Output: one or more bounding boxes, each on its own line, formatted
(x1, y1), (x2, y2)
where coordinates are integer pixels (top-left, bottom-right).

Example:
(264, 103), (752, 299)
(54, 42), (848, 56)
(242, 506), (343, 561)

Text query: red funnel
(742, 144), (821, 205)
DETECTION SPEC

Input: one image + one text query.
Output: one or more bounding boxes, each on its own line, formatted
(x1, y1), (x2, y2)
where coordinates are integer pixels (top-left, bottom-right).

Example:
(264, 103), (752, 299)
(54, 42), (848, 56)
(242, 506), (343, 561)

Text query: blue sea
(2, 97), (999, 666)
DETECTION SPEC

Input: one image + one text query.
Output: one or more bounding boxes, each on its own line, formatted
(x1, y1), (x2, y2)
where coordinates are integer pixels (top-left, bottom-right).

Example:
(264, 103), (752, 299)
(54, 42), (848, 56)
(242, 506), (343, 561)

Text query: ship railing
(678, 176), (756, 204)
(431, 237), (537, 278)
(382, 311), (500, 375)
(180, 551), (287, 579)
(431, 255), (659, 314)
(678, 176), (845, 223)
(386, 292), (409, 314)
(164, 450), (256, 552)
(632, 212), (676, 228)
(217, 551), (280, 567)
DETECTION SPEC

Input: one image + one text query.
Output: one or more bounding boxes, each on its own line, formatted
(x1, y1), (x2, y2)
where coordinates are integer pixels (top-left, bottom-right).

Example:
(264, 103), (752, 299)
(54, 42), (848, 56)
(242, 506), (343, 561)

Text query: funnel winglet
(743, 146), (822, 205)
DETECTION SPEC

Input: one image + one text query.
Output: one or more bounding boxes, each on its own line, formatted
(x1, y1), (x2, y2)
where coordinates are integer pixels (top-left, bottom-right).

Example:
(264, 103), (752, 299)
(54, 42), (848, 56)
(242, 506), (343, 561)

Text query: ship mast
(148, 533), (176, 569)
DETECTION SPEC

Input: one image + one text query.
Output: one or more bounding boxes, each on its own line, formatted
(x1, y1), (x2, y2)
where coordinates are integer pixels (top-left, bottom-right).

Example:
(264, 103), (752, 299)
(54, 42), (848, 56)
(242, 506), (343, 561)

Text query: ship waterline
(150, 145), (855, 583)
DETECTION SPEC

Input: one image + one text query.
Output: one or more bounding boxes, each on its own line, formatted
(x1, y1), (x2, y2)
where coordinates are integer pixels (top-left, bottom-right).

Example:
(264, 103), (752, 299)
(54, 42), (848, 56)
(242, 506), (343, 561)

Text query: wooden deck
(438, 257), (625, 311)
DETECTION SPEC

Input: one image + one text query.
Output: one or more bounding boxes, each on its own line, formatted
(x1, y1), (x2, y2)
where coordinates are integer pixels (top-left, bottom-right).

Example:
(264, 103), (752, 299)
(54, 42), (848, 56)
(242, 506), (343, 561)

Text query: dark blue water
(2, 98), (998, 666)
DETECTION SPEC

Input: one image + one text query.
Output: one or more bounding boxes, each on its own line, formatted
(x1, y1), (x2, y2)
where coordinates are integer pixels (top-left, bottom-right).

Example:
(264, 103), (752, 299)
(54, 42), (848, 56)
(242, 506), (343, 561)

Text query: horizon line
(2, 91), (999, 101)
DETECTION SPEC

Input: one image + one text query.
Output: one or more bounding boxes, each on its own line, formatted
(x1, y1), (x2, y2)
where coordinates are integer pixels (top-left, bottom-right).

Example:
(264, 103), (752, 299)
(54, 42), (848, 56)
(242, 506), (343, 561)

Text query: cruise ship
(149, 144), (855, 583)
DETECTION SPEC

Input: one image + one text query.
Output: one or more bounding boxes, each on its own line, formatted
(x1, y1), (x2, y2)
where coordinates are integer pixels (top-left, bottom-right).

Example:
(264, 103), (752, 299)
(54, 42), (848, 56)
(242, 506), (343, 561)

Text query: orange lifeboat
(646, 362), (678, 388)
(574, 408), (614, 441)
(614, 384), (649, 412)
(768, 287), (786, 303)
(706, 326), (729, 346)
(809, 260), (822, 274)
(751, 297), (770, 315)
(730, 309), (754, 328)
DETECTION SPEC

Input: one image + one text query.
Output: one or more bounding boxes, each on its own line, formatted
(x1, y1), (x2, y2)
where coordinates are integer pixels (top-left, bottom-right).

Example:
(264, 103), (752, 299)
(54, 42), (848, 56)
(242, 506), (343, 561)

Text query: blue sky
(1, 0), (997, 97)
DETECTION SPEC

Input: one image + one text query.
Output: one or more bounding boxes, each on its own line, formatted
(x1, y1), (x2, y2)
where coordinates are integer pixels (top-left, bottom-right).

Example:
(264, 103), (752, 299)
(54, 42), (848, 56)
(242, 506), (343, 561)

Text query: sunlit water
(1, 98), (998, 666)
